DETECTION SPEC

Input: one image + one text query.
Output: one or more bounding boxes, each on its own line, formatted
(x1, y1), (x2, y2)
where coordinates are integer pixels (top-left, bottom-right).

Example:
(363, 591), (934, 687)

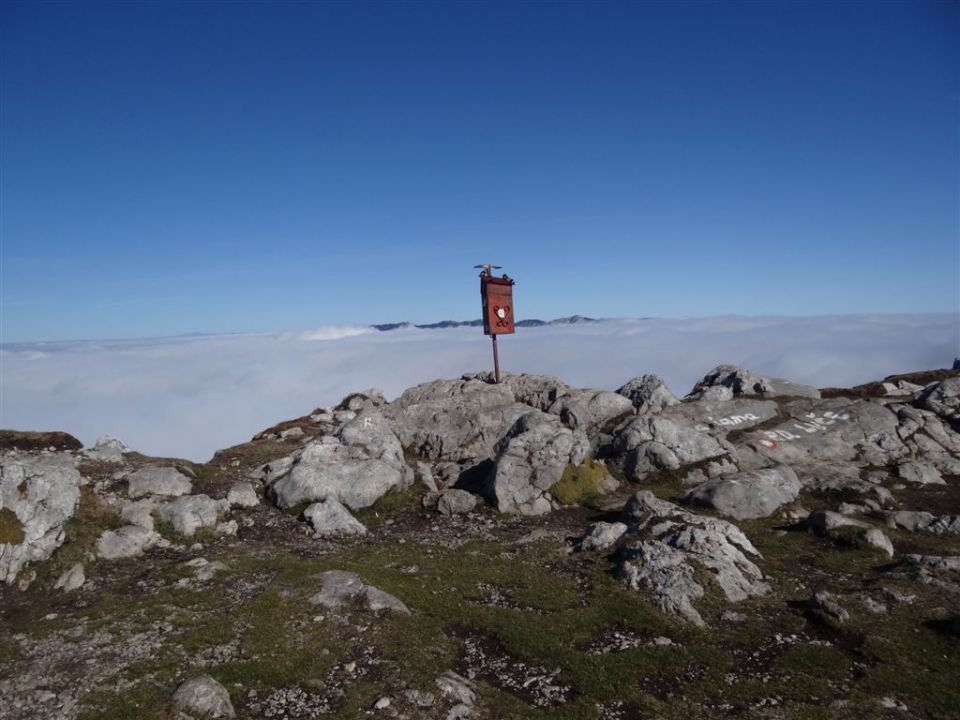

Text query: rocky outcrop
(617, 491), (770, 625)
(0, 453), (82, 584)
(733, 398), (905, 468)
(270, 410), (412, 511)
(688, 365), (821, 400)
(611, 415), (733, 480)
(385, 377), (531, 466)
(916, 377), (960, 420)
(616, 374), (680, 415)
(82, 435), (131, 462)
(682, 465), (801, 520)
(486, 412), (590, 515)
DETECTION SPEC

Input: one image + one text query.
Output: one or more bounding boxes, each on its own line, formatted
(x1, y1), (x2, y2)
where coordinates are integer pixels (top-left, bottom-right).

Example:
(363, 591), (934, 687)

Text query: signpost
(475, 264), (515, 383)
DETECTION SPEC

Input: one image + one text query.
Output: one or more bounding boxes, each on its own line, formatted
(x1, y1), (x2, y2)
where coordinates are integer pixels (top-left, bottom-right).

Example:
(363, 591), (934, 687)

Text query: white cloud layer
(2, 314), (956, 462)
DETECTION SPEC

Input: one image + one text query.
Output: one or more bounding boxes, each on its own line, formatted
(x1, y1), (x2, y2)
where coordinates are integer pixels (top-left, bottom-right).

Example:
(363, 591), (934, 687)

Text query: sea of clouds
(2, 314), (956, 462)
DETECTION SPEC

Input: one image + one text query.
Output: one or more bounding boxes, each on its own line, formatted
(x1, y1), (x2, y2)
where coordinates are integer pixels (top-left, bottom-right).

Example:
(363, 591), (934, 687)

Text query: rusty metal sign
(475, 264), (516, 382)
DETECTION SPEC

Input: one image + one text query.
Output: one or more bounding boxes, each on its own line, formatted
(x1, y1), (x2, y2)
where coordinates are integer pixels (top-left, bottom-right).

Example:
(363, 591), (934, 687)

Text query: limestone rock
(611, 414), (732, 480)
(120, 499), (157, 530)
(270, 409), (411, 511)
(172, 676), (235, 718)
(882, 510), (960, 536)
(486, 412), (590, 515)
(860, 528), (894, 557)
(682, 465), (801, 520)
(385, 377), (529, 465)
(0, 453), (82, 584)
(896, 461), (945, 486)
(159, 495), (227, 537)
(437, 489), (478, 516)
(616, 374), (680, 415)
(226, 482), (259, 508)
(734, 398), (905, 468)
(810, 590), (849, 624)
(308, 570), (410, 614)
(806, 510), (869, 535)
(579, 521), (628, 552)
(82, 435), (131, 462)
(303, 499), (367, 536)
(54, 562), (85, 592)
(126, 466), (192, 499)
(545, 388), (635, 436)
(688, 364), (821, 400)
(662, 397), (779, 437)
(618, 491), (770, 625)
(917, 377), (960, 420)
(96, 525), (159, 560)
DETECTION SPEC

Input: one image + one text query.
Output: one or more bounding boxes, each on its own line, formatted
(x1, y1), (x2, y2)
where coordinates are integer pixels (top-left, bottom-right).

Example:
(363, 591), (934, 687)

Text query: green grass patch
(551, 460), (611, 506)
(0, 508), (25, 544)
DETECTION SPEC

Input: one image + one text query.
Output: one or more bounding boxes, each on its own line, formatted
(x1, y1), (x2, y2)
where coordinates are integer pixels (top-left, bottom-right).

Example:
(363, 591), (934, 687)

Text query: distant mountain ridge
(370, 315), (598, 332)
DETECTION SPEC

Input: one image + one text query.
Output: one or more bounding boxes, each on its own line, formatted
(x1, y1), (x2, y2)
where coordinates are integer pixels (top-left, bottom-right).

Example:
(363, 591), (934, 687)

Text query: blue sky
(2, 0), (957, 342)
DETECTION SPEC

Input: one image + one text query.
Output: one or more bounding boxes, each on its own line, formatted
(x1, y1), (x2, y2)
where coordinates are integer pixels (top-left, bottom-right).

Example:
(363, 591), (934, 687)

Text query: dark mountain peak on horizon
(371, 316), (599, 332)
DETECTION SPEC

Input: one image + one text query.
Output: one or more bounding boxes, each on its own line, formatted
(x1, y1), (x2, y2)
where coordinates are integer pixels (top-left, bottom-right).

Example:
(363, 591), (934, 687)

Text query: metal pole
(491, 334), (501, 383)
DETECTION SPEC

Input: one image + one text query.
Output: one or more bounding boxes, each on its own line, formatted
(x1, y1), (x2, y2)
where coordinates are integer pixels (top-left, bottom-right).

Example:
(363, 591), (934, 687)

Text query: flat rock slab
(309, 570), (410, 614)
(682, 465), (801, 520)
(126, 466), (193, 498)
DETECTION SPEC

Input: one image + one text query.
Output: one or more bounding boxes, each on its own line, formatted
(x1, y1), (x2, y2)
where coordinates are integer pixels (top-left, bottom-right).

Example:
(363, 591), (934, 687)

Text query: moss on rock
(0, 508), (25, 545)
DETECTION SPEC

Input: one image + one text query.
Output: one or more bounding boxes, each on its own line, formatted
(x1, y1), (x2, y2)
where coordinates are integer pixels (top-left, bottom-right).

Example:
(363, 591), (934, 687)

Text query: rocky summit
(1, 365), (959, 720)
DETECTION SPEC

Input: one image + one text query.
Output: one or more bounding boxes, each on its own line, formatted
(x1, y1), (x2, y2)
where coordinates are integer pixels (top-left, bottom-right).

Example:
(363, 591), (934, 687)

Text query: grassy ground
(2, 408), (959, 720)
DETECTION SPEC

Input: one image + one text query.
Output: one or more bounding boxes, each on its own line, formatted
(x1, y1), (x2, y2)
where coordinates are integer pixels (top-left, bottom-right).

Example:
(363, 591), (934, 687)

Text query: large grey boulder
(0, 453), (82, 584)
(688, 365), (821, 401)
(917, 377), (960, 420)
(303, 499), (367, 536)
(611, 414), (733, 480)
(682, 466), (801, 520)
(309, 570), (410, 614)
(159, 495), (228, 537)
(617, 374), (680, 415)
(545, 389), (635, 436)
(96, 525), (160, 560)
(126, 466), (192, 499)
(270, 409), (412, 511)
(486, 412), (590, 515)
(172, 676), (235, 718)
(618, 490), (770, 625)
(385, 377), (531, 465)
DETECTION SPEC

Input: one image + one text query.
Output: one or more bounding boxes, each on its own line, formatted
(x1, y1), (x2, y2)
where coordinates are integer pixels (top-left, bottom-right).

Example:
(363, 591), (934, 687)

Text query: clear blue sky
(2, 0), (957, 342)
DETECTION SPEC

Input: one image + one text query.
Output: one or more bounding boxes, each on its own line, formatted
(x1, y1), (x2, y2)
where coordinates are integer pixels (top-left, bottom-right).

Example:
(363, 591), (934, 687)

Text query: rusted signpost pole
(475, 264), (515, 383)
